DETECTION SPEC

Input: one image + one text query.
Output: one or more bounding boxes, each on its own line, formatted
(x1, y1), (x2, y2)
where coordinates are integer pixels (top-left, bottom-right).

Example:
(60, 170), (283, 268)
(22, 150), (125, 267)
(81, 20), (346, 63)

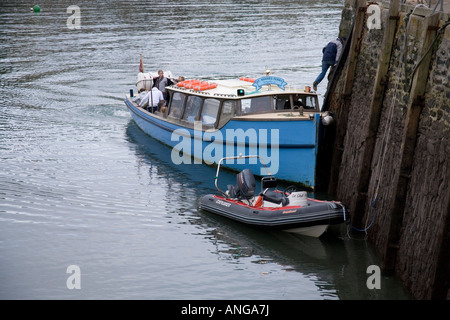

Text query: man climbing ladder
(313, 37), (346, 91)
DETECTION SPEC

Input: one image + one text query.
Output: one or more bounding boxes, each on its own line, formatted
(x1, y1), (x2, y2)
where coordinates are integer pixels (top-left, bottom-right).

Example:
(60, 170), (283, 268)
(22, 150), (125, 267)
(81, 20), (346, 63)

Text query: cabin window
(218, 100), (237, 128)
(304, 96), (317, 109)
(241, 99), (251, 114)
(293, 94), (305, 108)
(182, 95), (203, 122)
(201, 98), (220, 127)
(241, 96), (272, 114)
(168, 92), (185, 119)
(274, 95), (292, 110)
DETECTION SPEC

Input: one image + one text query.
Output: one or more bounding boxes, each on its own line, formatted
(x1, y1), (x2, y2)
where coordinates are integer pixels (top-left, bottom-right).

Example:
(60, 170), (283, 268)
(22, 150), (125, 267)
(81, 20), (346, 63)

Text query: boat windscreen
(183, 95), (203, 122)
(168, 92), (185, 119)
(201, 98), (220, 127)
(241, 96), (272, 114)
(217, 100), (237, 128)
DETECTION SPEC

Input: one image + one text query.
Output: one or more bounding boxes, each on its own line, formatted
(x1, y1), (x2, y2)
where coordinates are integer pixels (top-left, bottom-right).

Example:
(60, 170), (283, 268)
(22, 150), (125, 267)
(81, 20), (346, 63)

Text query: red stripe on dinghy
(211, 195), (307, 210)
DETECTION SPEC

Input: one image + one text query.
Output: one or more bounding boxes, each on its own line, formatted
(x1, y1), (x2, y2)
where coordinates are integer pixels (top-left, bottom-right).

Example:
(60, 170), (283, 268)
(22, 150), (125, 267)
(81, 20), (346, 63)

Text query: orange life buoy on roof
(239, 77), (256, 83)
(192, 82), (217, 91)
(177, 79), (200, 88)
(176, 79), (217, 91)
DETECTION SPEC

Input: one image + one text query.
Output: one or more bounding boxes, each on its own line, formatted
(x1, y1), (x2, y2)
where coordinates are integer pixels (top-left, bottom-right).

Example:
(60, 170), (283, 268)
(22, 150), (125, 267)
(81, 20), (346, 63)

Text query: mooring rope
(357, 6), (448, 234)
(408, 20), (450, 91)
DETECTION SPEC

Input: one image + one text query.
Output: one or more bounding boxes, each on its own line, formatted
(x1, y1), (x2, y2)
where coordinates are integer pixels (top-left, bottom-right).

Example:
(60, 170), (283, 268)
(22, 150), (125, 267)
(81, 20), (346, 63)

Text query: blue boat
(125, 73), (332, 189)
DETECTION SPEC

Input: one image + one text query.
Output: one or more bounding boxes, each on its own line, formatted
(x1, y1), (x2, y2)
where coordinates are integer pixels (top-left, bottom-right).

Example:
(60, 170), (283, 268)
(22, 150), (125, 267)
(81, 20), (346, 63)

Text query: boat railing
(214, 154), (271, 197)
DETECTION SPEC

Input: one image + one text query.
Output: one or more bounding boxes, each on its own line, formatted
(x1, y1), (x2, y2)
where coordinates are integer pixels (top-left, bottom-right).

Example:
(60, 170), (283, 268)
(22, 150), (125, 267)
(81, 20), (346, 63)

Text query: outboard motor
(227, 169), (256, 200)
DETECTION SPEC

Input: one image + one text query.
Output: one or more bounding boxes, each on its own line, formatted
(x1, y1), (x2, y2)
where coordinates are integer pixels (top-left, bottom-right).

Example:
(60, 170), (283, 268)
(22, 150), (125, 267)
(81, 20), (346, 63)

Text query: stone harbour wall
(395, 23), (450, 299)
(319, 0), (450, 299)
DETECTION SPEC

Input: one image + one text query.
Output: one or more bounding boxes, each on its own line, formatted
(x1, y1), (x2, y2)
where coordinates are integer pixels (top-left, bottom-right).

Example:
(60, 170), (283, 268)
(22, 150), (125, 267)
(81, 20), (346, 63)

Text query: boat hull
(125, 97), (321, 188)
(199, 194), (349, 237)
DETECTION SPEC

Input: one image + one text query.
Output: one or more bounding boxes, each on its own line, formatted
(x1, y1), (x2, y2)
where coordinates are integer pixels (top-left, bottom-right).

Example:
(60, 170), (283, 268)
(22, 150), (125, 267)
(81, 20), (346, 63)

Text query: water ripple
(0, 0), (410, 300)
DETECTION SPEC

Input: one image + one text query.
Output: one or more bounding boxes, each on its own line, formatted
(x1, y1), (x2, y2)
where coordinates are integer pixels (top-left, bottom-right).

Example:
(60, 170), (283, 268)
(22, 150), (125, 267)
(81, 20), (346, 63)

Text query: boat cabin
(154, 78), (320, 130)
(126, 75), (324, 187)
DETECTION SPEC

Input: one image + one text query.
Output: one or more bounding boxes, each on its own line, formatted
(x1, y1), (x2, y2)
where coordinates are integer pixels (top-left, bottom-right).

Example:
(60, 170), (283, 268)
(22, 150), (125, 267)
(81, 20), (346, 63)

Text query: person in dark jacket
(153, 70), (173, 102)
(313, 37), (346, 91)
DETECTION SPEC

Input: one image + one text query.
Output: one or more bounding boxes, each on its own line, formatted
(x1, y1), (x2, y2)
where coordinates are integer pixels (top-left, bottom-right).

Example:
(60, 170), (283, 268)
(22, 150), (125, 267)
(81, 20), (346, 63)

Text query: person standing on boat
(153, 70), (173, 102)
(312, 37), (346, 91)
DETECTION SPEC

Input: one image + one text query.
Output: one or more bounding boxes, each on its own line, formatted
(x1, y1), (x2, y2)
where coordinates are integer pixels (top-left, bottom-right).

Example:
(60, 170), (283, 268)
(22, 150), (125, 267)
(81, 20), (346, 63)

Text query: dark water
(0, 0), (410, 299)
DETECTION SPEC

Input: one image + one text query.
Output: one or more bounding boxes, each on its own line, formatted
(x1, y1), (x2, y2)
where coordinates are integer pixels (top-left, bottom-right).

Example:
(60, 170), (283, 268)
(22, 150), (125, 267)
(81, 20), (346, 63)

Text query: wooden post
(328, 0), (367, 196)
(352, 0), (400, 228)
(382, 12), (441, 273)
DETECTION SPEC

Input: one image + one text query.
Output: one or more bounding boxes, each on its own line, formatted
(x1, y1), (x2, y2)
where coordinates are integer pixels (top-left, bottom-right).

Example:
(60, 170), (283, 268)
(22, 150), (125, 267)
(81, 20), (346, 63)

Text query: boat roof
(167, 77), (318, 100)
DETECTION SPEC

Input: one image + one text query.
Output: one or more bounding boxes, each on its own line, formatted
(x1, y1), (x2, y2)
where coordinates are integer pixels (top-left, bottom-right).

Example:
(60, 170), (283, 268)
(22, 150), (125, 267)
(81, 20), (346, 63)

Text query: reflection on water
(0, 0), (410, 299)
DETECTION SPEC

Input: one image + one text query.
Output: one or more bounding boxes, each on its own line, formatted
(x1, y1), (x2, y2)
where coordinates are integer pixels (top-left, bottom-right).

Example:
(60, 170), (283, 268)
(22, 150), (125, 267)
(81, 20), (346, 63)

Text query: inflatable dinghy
(199, 155), (349, 237)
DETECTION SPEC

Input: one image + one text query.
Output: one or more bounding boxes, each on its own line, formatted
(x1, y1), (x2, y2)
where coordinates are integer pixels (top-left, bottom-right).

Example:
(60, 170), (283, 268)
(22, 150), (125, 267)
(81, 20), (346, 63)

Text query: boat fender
(321, 112), (334, 126)
(288, 191), (308, 207)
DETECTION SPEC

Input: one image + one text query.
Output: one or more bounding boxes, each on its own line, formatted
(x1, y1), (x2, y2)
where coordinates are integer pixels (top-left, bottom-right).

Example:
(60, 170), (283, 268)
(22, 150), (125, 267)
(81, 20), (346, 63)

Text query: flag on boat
(139, 53), (144, 73)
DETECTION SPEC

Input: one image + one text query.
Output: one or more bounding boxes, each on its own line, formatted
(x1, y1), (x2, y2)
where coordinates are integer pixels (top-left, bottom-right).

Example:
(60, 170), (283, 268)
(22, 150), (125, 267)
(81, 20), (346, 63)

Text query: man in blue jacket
(313, 37), (346, 91)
